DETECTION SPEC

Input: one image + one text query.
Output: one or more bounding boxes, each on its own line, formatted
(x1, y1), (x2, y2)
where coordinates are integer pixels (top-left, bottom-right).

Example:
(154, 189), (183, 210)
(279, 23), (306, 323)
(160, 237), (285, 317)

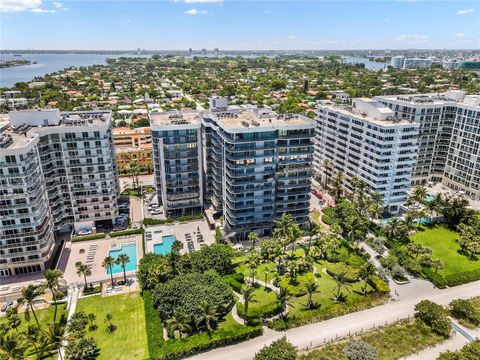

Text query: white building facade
(0, 110), (120, 277)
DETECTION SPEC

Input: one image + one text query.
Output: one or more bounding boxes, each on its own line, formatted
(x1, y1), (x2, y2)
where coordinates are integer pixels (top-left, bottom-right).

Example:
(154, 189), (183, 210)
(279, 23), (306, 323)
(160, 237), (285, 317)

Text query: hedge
(323, 207), (335, 218)
(178, 214), (204, 223)
(71, 233), (107, 242)
(322, 215), (333, 225)
(224, 273), (245, 293)
(143, 218), (174, 226)
(150, 327), (263, 360)
(422, 268), (480, 289)
(367, 276), (390, 294)
(143, 291), (165, 359)
(109, 228), (143, 237)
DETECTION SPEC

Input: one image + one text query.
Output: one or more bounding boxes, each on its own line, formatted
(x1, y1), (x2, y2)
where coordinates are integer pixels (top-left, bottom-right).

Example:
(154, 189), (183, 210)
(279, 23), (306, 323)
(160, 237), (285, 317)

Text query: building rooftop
(376, 90), (480, 107)
(317, 100), (413, 127)
(211, 108), (315, 129)
(0, 110), (111, 150)
(150, 110), (201, 127)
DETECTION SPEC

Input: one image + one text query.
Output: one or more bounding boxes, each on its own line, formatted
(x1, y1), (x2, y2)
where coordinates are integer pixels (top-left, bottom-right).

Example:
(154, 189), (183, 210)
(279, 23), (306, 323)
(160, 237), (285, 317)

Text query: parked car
(78, 229), (92, 236)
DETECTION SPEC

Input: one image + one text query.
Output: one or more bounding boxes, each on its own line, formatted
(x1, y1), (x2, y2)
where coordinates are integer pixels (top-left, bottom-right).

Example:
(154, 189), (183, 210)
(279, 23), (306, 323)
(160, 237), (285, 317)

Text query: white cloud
(287, 35), (297, 40)
(175, 0), (223, 3)
(454, 32), (467, 38)
(185, 9), (208, 15)
(456, 9), (474, 15)
(126, 19), (132, 23)
(31, 7), (55, 13)
(393, 34), (428, 44)
(0, 0), (42, 12)
(0, 0), (63, 13)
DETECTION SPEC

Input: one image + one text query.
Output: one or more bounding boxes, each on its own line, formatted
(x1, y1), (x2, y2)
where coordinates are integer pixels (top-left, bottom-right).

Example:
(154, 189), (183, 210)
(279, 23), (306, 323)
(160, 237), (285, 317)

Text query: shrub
(323, 207), (335, 218)
(177, 214), (204, 222)
(153, 271), (234, 324)
(109, 228), (143, 237)
(322, 215), (333, 225)
(143, 218), (174, 226)
(450, 299), (480, 327)
(71, 233), (106, 242)
(343, 339), (378, 360)
(254, 336), (297, 360)
(224, 273), (245, 293)
(415, 300), (451, 337)
(65, 336), (99, 360)
(190, 244), (235, 276)
(137, 253), (173, 291)
(443, 269), (480, 287)
(143, 291), (165, 358)
(367, 276), (389, 294)
(438, 339), (480, 360)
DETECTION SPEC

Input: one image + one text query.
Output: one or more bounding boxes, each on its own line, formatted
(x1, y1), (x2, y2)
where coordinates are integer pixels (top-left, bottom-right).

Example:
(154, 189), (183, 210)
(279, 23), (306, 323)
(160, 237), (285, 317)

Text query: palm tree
(359, 263), (376, 295)
(276, 286), (293, 313)
(0, 331), (28, 360)
(305, 221), (320, 255)
(116, 254), (130, 283)
(411, 185), (427, 205)
(25, 324), (47, 359)
(304, 280), (319, 310)
(242, 285), (256, 320)
(274, 214), (295, 254)
(102, 256), (115, 287)
(404, 210), (417, 231)
(406, 242), (425, 258)
(431, 259), (444, 273)
(247, 231), (260, 248)
(195, 301), (218, 333)
(247, 249), (260, 284)
(48, 323), (65, 360)
(166, 311), (191, 339)
(332, 272), (352, 302)
(331, 171), (344, 198)
(21, 285), (41, 327)
(76, 262), (91, 290)
(289, 224), (303, 257)
(43, 269), (63, 324)
(104, 313), (117, 334)
(384, 218), (407, 242)
(322, 159), (333, 188)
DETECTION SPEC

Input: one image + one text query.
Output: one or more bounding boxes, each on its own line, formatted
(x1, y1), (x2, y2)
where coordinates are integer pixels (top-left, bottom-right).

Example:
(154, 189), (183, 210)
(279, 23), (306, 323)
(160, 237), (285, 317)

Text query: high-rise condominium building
(314, 99), (420, 214)
(0, 110), (119, 277)
(150, 104), (315, 239)
(150, 111), (203, 217)
(376, 91), (480, 199)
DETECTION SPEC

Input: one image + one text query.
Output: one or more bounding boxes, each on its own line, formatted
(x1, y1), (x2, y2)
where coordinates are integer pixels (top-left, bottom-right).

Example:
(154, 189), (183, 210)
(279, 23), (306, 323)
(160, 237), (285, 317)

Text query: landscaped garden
(74, 292), (148, 360)
(376, 186), (480, 288)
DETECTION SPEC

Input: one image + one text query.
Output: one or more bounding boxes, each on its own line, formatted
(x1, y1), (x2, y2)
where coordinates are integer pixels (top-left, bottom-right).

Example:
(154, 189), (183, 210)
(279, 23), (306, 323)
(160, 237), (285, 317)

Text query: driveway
(189, 280), (480, 360)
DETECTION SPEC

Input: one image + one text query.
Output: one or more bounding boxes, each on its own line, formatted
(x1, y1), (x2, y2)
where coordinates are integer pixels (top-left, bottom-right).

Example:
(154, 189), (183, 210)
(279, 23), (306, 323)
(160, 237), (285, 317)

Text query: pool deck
(145, 219), (214, 255)
(60, 234), (143, 285)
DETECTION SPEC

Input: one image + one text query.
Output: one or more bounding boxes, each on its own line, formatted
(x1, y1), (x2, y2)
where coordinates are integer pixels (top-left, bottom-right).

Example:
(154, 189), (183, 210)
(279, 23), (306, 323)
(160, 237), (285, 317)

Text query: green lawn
(411, 225), (480, 277)
(298, 319), (444, 360)
(75, 292), (148, 360)
(233, 247), (389, 329)
(0, 302), (68, 332)
(236, 286), (281, 320)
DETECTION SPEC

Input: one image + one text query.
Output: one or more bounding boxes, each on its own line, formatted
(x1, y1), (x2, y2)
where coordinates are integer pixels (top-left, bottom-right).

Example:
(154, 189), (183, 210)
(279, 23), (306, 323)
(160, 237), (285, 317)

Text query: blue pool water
(153, 235), (176, 255)
(424, 195), (436, 202)
(107, 242), (137, 274)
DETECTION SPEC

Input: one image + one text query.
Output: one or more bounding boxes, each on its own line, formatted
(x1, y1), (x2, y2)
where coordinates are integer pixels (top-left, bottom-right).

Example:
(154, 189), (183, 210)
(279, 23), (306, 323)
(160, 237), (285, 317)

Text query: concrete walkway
(189, 280), (480, 360)
(58, 285), (80, 360)
(404, 326), (480, 360)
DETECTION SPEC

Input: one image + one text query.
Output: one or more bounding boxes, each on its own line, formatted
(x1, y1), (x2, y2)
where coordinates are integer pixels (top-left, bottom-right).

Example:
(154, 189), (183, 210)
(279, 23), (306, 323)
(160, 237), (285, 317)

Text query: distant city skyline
(1, 0), (479, 50)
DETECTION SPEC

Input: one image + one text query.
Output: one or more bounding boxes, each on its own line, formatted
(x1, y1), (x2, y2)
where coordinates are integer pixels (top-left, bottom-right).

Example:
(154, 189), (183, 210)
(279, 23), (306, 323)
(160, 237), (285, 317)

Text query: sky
(1, 0), (479, 50)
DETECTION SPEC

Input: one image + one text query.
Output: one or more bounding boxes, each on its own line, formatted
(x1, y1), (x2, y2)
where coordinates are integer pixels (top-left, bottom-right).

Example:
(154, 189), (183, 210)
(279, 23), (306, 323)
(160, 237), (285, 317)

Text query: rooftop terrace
(150, 110), (201, 127)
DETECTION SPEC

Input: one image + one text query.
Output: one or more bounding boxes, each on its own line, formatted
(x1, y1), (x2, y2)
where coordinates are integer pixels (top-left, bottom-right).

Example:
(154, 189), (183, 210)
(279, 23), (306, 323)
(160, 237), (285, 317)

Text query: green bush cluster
(322, 215), (333, 225)
(71, 233), (107, 242)
(437, 339), (480, 360)
(110, 228), (143, 237)
(143, 291), (165, 359)
(190, 244), (235, 275)
(153, 271), (234, 324)
(143, 218), (174, 226)
(367, 276), (390, 294)
(223, 273), (245, 293)
(415, 300), (451, 338)
(254, 336), (297, 360)
(449, 299), (480, 327)
(177, 214), (204, 222)
(150, 327), (263, 360)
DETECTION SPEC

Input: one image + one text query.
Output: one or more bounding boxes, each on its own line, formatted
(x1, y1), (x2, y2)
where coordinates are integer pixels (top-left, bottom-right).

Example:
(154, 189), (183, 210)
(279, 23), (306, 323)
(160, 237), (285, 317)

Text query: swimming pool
(153, 235), (176, 255)
(107, 242), (137, 275)
(424, 195), (436, 202)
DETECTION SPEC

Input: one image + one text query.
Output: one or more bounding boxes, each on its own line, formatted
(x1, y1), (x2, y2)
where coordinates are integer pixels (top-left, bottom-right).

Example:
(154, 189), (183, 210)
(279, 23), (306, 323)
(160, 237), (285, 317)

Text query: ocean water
(0, 53), (149, 87)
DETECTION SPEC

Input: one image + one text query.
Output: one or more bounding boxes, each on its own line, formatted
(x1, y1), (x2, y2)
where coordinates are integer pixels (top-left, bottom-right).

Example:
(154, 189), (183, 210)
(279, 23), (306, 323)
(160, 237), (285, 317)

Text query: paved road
(189, 280), (480, 360)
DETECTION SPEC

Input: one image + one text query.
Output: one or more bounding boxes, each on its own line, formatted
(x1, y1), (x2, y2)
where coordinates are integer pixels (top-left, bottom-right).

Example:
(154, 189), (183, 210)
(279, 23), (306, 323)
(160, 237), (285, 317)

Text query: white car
(78, 229), (92, 236)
